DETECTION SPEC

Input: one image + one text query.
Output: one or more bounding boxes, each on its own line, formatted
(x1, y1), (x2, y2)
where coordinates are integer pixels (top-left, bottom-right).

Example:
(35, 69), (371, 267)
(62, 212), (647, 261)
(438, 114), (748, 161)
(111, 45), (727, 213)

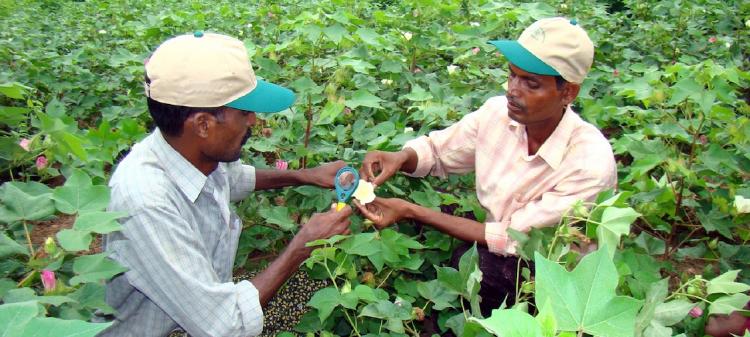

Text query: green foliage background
(1, 0), (749, 336)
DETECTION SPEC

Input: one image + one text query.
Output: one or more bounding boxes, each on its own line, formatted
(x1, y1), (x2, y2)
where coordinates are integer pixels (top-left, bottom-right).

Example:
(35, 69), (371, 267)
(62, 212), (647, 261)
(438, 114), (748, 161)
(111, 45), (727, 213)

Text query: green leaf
(635, 279), (668, 336)
(345, 90), (382, 109)
(0, 301), (38, 337)
(3, 288), (75, 306)
(417, 279), (457, 310)
(258, 206), (296, 231)
(707, 270), (750, 295)
(597, 207), (640, 257)
(469, 308), (543, 337)
(73, 211), (126, 234)
(0, 183), (56, 224)
(315, 100), (345, 125)
(0, 232), (29, 257)
(340, 59), (376, 74)
(67, 283), (115, 314)
(0, 82), (29, 99)
(652, 300), (693, 326)
(535, 248), (642, 337)
(323, 24), (349, 44)
(402, 85), (433, 102)
(22, 316), (111, 337)
(69, 253), (127, 286)
(308, 287), (340, 322)
(708, 293), (750, 316)
(52, 170), (111, 214)
(60, 132), (88, 161)
(56, 229), (93, 252)
(536, 299), (557, 337)
(436, 266), (463, 294)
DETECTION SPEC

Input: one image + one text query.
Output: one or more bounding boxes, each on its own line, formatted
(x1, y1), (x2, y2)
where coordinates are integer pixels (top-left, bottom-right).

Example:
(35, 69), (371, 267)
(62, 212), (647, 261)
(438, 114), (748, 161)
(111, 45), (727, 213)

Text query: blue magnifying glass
(334, 166), (360, 211)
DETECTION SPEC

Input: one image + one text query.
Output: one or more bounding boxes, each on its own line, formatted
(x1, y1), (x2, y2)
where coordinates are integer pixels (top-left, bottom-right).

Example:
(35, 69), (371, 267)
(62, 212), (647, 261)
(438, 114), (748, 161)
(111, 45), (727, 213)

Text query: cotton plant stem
(23, 220), (33, 256)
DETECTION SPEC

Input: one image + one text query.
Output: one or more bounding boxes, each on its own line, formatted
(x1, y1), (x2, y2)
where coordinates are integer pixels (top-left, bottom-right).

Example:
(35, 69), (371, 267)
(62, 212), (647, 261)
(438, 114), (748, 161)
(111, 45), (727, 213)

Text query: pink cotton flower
(689, 306), (703, 318)
(18, 138), (30, 151)
(36, 156), (47, 170)
(275, 160), (288, 170)
(708, 37), (717, 43)
(472, 47), (480, 55)
(41, 270), (56, 292)
(613, 69), (620, 77)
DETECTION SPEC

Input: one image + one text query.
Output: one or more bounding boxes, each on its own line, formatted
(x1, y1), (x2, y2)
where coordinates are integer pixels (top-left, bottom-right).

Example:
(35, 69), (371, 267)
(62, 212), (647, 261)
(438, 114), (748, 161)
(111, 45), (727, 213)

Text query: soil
(30, 214), (102, 255)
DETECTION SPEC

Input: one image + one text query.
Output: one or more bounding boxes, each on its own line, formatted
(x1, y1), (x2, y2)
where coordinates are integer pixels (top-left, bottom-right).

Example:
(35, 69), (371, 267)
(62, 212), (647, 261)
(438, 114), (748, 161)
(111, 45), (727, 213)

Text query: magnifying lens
(334, 166), (360, 211)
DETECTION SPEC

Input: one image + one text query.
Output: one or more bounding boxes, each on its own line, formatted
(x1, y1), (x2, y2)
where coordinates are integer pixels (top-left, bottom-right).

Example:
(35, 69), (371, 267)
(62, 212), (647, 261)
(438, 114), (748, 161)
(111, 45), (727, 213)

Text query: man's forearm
(250, 236), (311, 306)
(403, 201), (486, 244)
(254, 169), (310, 190)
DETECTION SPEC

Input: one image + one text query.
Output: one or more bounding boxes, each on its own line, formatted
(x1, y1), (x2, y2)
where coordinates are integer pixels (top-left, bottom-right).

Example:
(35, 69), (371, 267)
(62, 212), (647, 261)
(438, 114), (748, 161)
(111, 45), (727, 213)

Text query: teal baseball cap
(488, 17), (594, 84)
(145, 31), (295, 113)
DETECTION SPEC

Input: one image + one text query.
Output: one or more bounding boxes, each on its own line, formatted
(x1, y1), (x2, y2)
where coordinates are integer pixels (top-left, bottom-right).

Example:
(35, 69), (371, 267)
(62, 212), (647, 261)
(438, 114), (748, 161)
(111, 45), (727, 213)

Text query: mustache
(508, 96), (526, 111)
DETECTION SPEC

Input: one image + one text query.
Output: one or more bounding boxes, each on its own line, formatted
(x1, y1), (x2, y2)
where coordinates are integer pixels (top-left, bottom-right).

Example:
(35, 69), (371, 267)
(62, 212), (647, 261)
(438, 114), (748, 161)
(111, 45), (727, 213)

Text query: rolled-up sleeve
(225, 161), (256, 202)
(115, 205), (263, 337)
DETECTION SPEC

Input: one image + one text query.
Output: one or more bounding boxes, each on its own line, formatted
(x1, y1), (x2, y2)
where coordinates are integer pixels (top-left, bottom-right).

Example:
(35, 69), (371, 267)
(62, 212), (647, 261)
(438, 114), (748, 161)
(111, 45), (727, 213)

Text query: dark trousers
(450, 243), (534, 318)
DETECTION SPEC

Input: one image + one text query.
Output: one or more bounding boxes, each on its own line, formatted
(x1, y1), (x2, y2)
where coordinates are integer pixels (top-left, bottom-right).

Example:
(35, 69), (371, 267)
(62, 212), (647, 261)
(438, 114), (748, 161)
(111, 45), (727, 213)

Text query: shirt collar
(149, 128), (207, 203)
(535, 105), (579, 170)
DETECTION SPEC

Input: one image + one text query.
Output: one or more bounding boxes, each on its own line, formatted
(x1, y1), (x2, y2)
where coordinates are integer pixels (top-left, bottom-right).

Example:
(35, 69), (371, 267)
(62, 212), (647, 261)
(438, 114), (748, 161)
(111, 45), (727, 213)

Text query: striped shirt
(100, 129), (263, 337)
(404, 96), (616, 255)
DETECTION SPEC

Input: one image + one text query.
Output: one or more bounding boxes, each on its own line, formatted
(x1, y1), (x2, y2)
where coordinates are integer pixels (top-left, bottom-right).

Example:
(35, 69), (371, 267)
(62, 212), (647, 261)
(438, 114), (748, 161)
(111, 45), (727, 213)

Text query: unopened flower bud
(44, 237), (57, 255)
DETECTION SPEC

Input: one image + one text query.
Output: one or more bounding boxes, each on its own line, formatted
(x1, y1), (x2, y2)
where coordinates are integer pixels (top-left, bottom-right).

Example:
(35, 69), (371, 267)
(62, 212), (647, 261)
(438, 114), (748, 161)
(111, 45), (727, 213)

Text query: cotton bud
(41, 270), (56, 293)
(36, 156), (47, 170)
(447, 65), (458, 74)
(275, 160), (288, 171)
(402, 32), (413, 41)
(18, 138), (30, 151)
(44, 237), (57, 256)
(470, 22), (480, 27)
(689, 306), (703, 318)
(381, 79), (393, 86)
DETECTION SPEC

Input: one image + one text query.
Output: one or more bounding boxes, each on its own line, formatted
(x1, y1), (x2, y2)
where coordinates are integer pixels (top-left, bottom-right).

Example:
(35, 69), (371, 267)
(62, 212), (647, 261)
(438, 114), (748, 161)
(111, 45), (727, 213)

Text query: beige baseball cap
(489, 17), (594, 84)
(144, 31), (295, 113)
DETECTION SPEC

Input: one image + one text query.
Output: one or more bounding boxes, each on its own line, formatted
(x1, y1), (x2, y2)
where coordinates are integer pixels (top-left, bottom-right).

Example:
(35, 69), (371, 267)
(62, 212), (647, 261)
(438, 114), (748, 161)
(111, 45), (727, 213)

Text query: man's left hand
(353, 197), (411, 229)
(303, 160), (347, 188)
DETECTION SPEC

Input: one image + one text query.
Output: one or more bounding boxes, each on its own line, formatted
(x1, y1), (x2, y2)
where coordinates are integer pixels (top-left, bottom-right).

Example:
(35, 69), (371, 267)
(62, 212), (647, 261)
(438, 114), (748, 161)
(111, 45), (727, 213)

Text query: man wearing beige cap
(100, 32), (352, 337)
(356, 17), (616, 316)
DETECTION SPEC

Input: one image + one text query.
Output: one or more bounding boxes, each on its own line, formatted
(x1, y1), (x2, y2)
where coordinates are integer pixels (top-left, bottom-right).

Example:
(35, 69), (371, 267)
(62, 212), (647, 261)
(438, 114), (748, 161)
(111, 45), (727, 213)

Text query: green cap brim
(226, 79), (296, 113)
(487, 40), (560, 76)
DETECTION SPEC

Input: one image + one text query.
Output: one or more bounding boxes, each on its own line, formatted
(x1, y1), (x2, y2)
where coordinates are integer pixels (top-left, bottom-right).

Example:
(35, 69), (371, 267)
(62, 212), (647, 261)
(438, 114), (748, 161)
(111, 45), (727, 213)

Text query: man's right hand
(297, 205), (353, 244)
(360, 149), (416, 186)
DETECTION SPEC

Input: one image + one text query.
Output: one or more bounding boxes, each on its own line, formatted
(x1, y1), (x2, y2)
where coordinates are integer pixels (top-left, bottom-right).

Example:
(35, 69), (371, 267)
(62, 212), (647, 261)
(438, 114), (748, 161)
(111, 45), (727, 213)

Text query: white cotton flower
(735, 195), (750, 213)
(470, 22), (480, 27)
(746, 19), (750, 28)
(447, 64), (458, 74)
(246, 23), (253, 28)
(560, 3), (568, 9)
(725, 42), (731, 48)
(381, 79), (393, 86)
(98, 30), (107, 34)
(404, 127), (414, 133)
(353, 180), (376, 204)
(403, 31), (413, 41)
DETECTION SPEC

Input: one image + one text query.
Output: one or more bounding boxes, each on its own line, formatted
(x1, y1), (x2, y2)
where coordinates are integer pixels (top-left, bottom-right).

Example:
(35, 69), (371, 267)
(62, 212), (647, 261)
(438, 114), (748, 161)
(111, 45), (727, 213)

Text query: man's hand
(360, 150), (414, 186)
(297, 204), (353, 243)
(253, 205), (352, 306)
(353, 197), (412, 229)
(302, 160), (347, 188)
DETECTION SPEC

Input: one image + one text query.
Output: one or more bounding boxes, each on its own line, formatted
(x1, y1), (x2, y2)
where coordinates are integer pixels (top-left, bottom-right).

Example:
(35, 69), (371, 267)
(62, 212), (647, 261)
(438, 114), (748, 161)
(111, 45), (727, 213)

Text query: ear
(187, 112), (216, 139)
(561, 83), (581, 106)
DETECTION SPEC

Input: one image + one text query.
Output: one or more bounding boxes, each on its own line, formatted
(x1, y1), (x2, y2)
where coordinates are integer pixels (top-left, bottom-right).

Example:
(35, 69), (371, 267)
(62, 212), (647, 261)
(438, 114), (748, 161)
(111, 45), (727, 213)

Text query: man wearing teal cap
(100, 32), (353, 337)
(356, 18), (617, 317)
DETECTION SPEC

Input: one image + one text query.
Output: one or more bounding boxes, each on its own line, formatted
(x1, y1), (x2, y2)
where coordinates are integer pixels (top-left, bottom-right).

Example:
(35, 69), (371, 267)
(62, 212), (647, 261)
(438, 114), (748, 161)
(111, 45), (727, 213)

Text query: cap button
(570, 19), (578, 25)
(194, 31), (204, 38)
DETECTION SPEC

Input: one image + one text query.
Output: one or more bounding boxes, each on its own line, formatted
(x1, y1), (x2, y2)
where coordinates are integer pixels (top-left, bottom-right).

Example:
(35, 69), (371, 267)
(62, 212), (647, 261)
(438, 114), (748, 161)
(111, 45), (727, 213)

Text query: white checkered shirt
(404, 96), (617, 255)
(99, 129), (263, 337)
